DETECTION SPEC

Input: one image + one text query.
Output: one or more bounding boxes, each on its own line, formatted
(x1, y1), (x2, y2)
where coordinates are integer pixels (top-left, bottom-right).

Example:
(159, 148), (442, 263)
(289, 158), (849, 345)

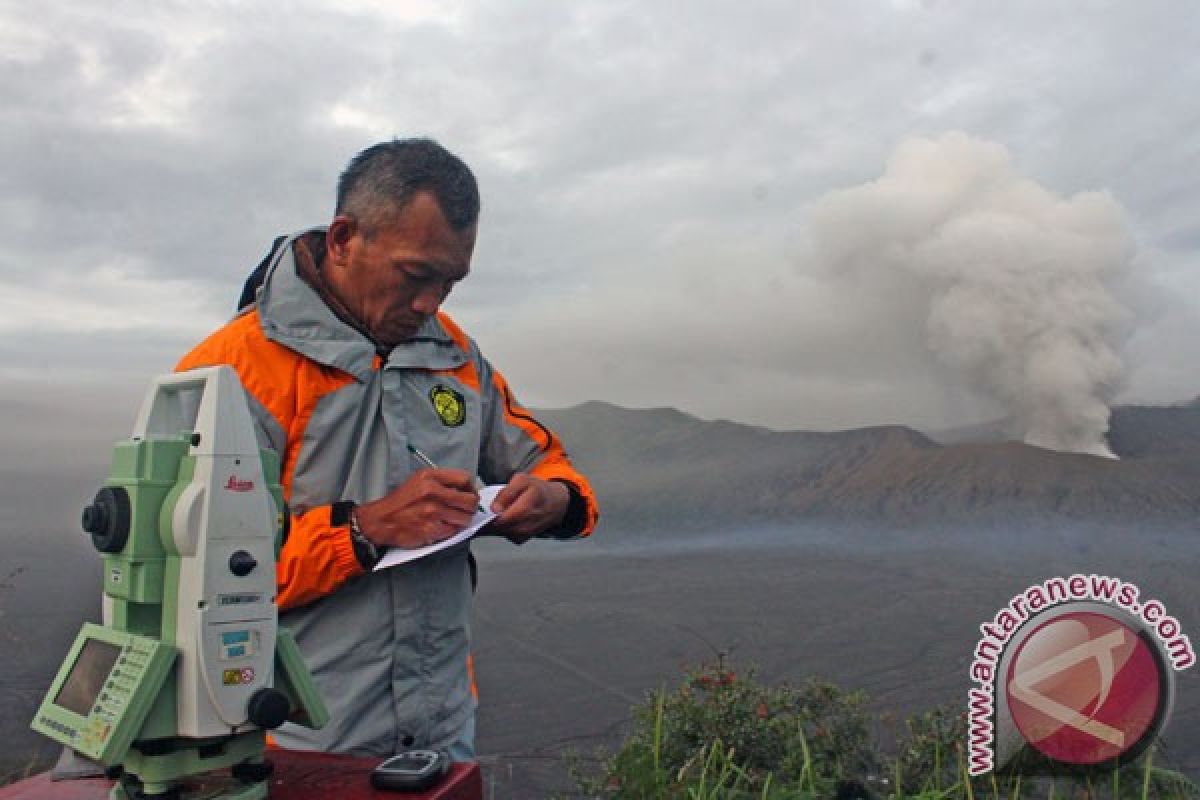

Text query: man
(177, 139), (598, 760)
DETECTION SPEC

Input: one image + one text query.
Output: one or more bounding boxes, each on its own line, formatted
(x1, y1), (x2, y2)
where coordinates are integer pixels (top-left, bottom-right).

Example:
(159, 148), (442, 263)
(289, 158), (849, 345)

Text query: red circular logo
(1005, 611), (1165, 765)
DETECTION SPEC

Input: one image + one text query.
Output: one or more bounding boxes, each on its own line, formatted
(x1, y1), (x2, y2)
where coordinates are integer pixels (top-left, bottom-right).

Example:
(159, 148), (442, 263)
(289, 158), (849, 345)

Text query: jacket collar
(256, 227), (468, 380)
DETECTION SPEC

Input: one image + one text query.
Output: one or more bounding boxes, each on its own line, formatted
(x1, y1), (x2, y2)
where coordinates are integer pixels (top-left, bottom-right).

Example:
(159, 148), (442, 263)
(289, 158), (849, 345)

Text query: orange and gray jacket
(178, 229), (598, 755)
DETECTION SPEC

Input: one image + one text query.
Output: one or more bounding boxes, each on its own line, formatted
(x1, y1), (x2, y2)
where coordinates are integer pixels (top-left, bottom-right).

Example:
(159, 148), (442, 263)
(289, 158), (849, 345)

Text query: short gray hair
(336, 138), (480, 235)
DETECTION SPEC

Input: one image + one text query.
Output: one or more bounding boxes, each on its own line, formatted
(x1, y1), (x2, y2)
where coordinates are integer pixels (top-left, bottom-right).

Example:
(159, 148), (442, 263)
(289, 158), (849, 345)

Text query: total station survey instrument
(31, 366), (328, 800)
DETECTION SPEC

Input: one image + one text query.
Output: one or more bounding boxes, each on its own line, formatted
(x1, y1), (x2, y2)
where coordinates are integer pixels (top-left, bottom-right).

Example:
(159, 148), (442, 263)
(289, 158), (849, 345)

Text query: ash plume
(808, 132), (1131, 457)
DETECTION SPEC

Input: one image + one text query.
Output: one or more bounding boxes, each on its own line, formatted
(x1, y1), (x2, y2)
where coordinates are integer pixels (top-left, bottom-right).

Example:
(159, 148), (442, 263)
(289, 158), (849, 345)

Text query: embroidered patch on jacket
(430, 385), (466, 427)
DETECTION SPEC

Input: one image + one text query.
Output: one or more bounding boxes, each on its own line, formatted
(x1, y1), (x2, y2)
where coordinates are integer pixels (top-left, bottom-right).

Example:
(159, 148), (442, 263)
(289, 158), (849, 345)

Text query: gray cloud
(1, 0), (1198, 453)
(808, 132), (1131, 455)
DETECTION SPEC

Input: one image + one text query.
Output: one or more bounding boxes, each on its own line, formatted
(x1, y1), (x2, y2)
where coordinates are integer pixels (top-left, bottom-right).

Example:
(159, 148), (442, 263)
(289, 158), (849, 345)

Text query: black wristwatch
(333, 501), (384, 570)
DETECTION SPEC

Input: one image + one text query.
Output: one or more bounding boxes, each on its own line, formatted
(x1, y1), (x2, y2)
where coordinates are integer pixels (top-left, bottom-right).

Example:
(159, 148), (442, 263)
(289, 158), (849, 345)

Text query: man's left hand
(487, 474), (569, 544)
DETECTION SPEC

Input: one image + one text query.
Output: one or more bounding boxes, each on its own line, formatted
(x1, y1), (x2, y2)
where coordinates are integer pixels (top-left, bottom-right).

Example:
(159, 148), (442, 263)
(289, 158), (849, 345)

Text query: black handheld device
(370, 750), (450, 792)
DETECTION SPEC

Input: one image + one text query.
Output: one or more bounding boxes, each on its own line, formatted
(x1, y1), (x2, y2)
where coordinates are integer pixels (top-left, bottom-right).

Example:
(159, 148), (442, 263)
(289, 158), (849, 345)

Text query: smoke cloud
(807, 132), (1132, 457)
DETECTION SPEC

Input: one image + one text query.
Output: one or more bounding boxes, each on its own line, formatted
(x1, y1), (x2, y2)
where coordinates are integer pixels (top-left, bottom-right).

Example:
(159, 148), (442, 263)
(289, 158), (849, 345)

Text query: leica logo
(224, 475), (255, 492)
(1005, 611), (1165, 765)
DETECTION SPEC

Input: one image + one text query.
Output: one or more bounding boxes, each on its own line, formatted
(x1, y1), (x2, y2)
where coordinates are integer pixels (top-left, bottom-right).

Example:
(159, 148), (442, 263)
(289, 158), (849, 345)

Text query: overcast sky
(3, 0), (1199, 458)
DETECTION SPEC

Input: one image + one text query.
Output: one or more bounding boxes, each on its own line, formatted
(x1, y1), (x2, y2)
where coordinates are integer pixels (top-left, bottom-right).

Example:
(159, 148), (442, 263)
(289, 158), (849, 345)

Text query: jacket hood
(255, 228), (468, 380)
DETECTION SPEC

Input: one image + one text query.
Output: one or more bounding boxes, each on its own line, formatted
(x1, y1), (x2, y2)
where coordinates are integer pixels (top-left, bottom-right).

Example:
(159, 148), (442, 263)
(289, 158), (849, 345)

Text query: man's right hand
(353, 469), (479, 550)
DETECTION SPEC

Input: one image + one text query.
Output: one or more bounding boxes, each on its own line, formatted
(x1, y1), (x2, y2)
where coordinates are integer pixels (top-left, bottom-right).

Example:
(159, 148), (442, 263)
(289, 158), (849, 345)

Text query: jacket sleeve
(475, 351), (599, 539)
(176, 317), (365, 611)
(273, 503), (363, 610)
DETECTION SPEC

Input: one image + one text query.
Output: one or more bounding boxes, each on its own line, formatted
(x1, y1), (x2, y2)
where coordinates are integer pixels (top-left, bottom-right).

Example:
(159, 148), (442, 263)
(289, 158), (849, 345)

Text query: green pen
(406, 443), (488, 514)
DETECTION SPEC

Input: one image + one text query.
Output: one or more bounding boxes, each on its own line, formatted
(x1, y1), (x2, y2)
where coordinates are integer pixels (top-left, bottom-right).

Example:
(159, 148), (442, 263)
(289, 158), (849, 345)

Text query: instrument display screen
(53, 638), (122, 717)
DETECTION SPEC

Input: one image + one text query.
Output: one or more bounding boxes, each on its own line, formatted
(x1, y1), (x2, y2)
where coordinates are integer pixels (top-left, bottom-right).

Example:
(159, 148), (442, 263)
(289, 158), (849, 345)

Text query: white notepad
(373, 485), (503, 570)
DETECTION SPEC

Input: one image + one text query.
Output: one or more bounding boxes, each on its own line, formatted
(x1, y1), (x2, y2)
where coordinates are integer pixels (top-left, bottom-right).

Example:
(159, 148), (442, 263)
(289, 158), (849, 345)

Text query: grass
(567, 658), (1200, 799)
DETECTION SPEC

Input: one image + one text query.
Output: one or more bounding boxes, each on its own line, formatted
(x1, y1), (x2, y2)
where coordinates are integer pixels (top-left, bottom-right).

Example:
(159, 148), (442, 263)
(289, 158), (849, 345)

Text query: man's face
(326, 190), (476, 347)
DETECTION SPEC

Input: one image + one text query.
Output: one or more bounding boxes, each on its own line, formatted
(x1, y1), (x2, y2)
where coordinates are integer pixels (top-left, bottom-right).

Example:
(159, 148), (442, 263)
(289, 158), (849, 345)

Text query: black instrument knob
(82, 487), (131, 554)
(229, 550), (258, 577)
(247, 688), (290, 729)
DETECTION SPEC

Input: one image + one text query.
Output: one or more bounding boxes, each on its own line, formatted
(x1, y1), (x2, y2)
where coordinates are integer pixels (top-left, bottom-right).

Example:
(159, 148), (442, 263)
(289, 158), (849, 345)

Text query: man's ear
(326, 215), (359, 268)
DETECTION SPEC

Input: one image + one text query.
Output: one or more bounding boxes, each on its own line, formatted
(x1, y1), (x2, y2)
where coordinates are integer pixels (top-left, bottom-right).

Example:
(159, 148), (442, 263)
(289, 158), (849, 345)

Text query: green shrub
(570, 657), (1200, 800)
(573, 656), (876, 798)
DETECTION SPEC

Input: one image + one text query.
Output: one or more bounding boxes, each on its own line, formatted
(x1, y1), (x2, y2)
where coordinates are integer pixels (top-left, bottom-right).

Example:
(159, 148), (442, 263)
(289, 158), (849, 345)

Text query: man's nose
(411, 286), (444, 315)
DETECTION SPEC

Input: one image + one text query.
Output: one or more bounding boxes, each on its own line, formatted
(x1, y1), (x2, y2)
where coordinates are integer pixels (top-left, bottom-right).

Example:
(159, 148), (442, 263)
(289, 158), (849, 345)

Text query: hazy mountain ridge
(536, 400), (1200, 529)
